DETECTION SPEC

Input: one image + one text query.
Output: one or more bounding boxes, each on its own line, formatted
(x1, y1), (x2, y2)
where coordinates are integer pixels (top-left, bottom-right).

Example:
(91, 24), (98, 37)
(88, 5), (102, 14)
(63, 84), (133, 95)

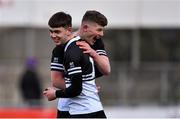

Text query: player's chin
(55, 42), (61, 45)
(88, 41), (94, 45)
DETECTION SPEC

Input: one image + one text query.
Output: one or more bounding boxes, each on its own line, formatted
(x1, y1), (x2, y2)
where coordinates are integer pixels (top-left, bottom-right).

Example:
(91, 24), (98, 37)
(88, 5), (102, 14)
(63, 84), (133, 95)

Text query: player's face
(49, 27), (70, 45)
(85, 23), (105, 45)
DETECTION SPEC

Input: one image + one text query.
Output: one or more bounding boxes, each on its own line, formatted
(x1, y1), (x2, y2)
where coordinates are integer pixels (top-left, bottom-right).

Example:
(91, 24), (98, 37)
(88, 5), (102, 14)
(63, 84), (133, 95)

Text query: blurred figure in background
(19, 57), (43, 107)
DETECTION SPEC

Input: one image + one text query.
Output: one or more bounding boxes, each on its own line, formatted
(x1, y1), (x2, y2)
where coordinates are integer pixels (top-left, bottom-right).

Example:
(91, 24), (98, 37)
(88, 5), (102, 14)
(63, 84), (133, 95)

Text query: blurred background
(0, 0), (180, 118)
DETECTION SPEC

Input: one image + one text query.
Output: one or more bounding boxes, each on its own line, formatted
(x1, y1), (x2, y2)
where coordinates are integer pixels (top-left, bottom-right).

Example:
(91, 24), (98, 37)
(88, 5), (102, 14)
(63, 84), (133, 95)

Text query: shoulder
(64, 41), (84, 67)
(51, 44), (64, 63)
(94, 38), (104, 46)
(65, 41), (83, 58)
(92, 39), (108, 56)
(91, 38), (105, 50)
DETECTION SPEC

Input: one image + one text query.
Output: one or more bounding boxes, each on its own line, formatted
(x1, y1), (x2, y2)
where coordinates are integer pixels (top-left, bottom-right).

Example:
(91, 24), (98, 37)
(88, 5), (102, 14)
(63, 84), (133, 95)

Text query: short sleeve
(51, 45), (65, 72)
(91, 38), (107, 56)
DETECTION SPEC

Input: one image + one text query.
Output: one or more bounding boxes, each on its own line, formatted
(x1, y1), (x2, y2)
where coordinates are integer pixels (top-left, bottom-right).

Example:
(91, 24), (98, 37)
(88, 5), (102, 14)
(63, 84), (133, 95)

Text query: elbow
(103, 67), (111, 76)
(52, 82), (58, 88)
(104, 70), (111, 76)
(52, 82), (57, 88)
(52, 82), (65, 89)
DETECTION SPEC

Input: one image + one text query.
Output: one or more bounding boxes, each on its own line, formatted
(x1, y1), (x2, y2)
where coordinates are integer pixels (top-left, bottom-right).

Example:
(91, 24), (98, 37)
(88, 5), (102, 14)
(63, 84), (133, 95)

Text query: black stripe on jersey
(96, 50), (107, 56)
(67, 67), (82, 75)
(51, 63), (64, 71)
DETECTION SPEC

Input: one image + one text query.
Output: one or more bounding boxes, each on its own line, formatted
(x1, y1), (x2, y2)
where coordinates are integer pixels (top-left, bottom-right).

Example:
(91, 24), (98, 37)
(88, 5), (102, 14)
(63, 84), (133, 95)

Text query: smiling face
(83, 22), (105, 45)
(49, 27), (71, 45)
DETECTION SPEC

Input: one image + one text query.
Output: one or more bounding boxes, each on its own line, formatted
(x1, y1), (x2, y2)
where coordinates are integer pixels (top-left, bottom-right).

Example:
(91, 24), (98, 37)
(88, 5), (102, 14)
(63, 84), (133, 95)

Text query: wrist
(55, 89), (63, 98)
(90, 50), (98, 58)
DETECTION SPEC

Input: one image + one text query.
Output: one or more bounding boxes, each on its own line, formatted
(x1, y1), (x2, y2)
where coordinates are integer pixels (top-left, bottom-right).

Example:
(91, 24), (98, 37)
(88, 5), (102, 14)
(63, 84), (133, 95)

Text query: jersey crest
(69, 62), (75, 68)
(53, 57), (58, 63)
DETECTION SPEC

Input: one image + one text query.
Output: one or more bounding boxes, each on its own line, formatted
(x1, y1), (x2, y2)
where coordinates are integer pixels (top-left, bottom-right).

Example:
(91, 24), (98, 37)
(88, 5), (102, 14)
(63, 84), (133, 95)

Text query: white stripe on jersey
(82, 73), (93, 77)
(96, 50), (107, 55)
(64, 36), (80, 52)
(68, 67), (82, 75)
(68, 67), (81, 72)
(68, 70), (82, 75)
(51, 63), (65, 70)
(51, 63), (64, 67)
(65, 77), (71, 84)
(51, 66), (64, 70)
(96, 50), (106, 53)
(97, 52), (107, 55)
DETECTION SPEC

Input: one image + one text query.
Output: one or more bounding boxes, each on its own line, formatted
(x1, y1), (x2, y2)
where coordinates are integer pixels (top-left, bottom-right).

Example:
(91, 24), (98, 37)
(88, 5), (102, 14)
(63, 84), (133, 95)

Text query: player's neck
(64, 34), (74, 43)
(76, 29), (86, 40)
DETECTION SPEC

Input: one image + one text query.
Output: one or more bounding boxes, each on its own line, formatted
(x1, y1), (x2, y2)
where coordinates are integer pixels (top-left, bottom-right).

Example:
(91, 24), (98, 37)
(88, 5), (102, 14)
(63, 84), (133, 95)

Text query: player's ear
(67, 26), (72, 32)
(83, 24), (88, 32)
(66, 27), (72, 35)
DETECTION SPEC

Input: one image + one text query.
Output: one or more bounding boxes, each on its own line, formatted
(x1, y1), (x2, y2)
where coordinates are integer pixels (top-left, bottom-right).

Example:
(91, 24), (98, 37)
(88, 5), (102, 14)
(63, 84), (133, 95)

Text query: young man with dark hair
(47, 11), (72, 118)
(44, 10), (110, 118)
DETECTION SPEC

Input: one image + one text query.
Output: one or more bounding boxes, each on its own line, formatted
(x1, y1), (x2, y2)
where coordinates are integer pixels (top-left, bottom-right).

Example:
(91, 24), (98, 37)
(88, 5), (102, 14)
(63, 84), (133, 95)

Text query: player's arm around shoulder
(76, 41), (111, 75)
(92, 52), (111, 75)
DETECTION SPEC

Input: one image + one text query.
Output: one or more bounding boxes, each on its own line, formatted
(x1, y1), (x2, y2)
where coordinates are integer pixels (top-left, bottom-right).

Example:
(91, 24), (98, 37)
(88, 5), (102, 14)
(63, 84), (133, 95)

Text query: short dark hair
(82, 10), (108, 27)
(48, 12), (72, 28)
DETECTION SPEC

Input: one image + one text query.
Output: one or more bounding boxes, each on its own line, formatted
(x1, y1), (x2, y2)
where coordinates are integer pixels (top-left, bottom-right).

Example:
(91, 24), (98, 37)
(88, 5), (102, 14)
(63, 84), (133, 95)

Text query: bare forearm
(76, 41), (111, 75)
(51, 71), (65, 89)
(92, 53), (111, 75)
(51, 78), (65, 89)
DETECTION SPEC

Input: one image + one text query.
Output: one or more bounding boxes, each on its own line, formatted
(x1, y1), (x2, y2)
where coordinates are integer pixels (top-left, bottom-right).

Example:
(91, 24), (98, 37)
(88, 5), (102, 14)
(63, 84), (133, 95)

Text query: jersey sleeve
(92, 38), (107, 56)
(56, 45), (83, 98)
(51, 45), (65, 72)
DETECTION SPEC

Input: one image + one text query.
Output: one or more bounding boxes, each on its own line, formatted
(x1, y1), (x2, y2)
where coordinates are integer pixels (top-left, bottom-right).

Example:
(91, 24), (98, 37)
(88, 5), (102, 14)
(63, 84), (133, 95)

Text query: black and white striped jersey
(50, 38), (107, 79)
(51, 37), (108, 113)
(56, 36), (104, 114)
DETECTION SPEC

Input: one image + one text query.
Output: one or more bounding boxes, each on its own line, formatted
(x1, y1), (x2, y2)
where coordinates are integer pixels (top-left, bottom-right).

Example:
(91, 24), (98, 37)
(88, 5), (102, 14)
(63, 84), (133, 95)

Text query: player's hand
(76, 41), (97, 58)
(43, 87), (56, 101)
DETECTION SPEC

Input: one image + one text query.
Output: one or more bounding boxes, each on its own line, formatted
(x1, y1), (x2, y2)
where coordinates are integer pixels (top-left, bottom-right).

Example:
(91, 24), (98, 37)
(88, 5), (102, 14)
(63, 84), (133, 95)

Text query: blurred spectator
(19, 57), (43, 107)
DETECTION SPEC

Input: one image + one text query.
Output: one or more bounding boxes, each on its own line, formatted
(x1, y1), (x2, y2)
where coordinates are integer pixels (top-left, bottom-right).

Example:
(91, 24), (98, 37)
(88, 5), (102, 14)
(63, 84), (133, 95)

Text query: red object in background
(0, 108), (56, 118)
